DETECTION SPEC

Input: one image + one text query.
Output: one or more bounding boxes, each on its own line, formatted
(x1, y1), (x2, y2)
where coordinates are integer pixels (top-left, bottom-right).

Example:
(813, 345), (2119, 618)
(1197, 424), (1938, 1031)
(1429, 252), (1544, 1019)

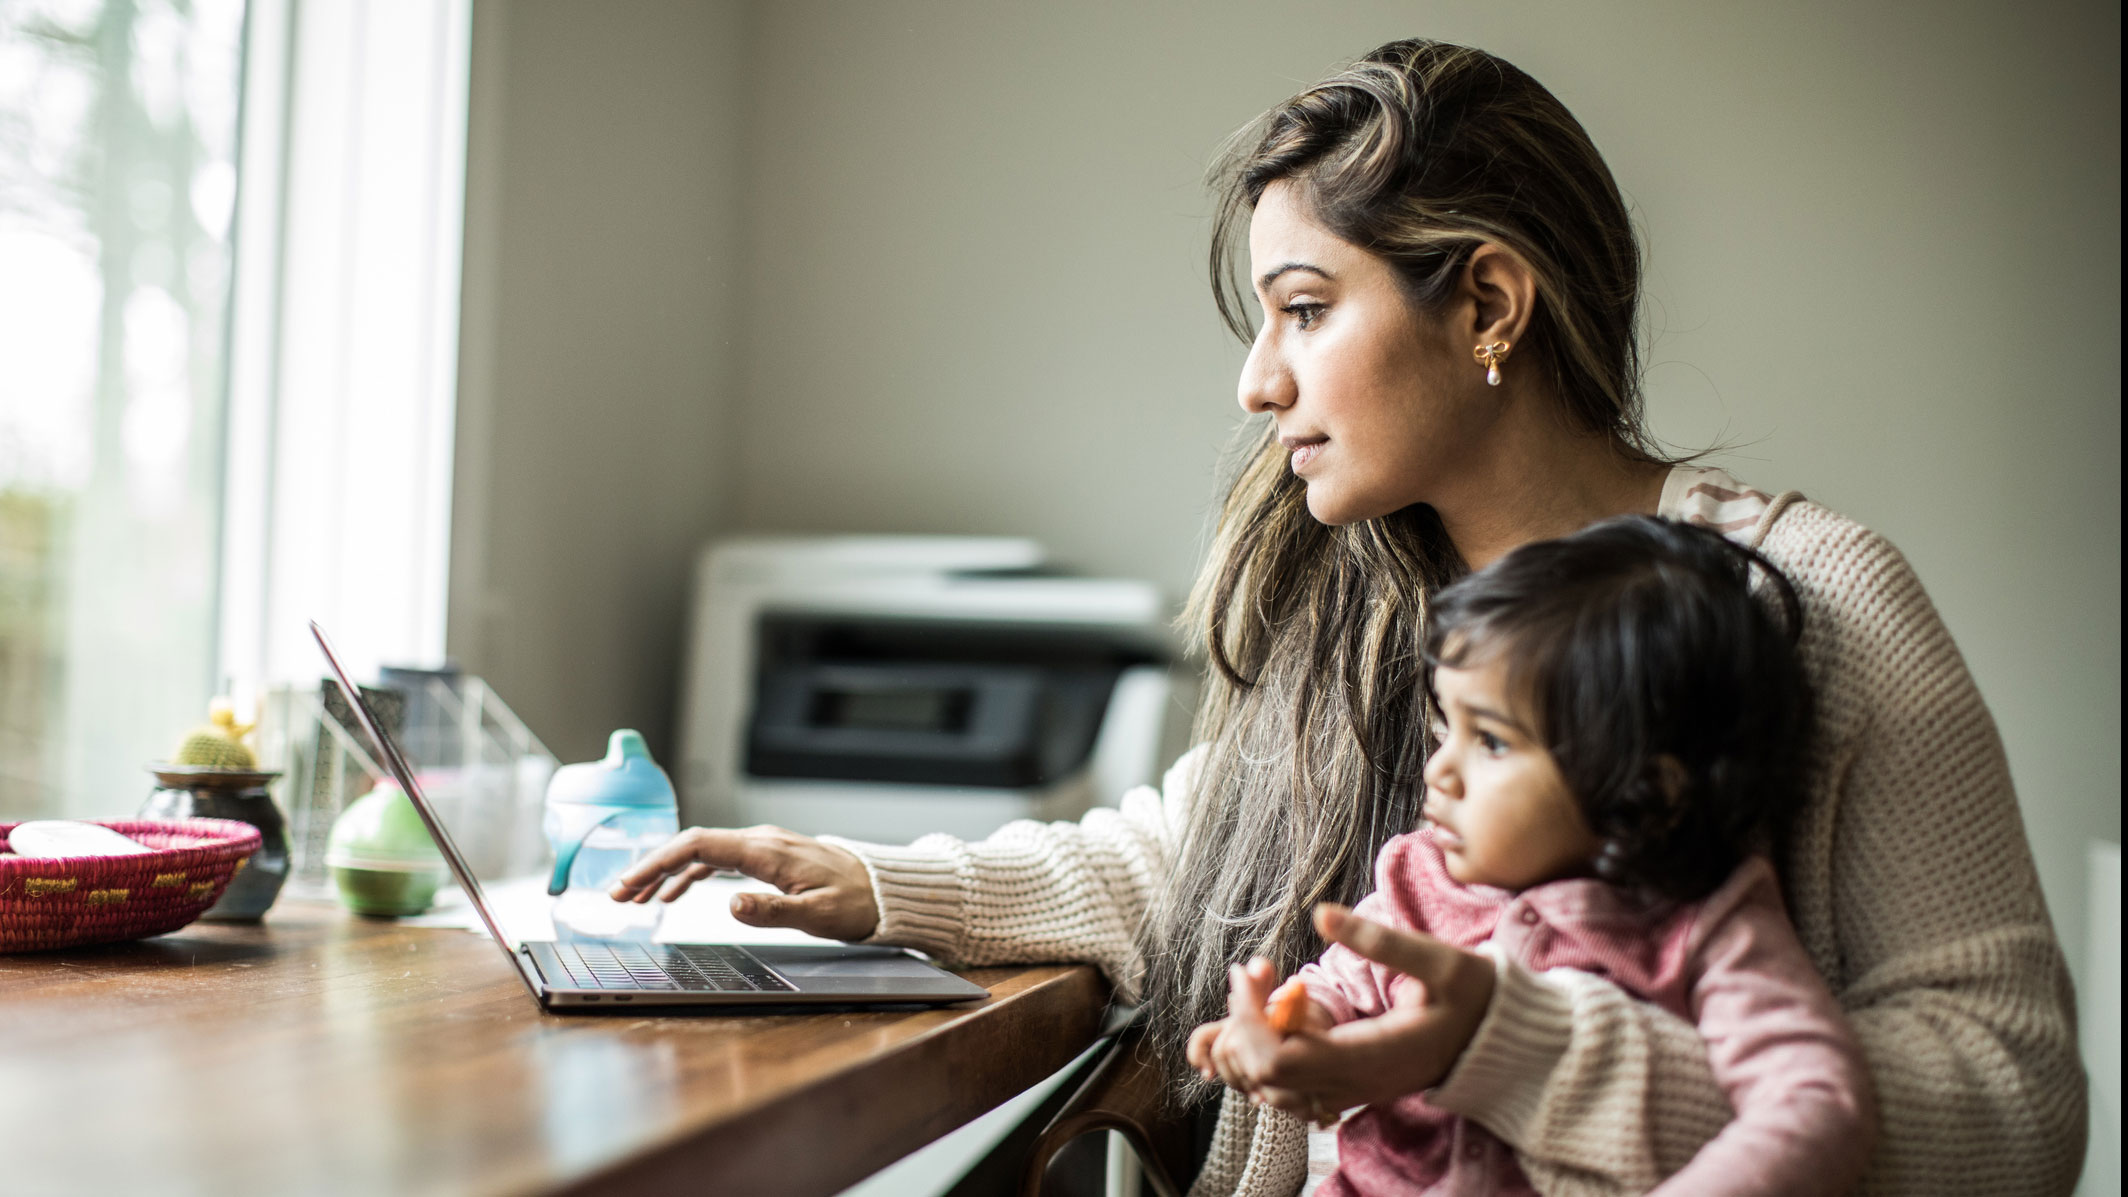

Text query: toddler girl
(1187, 515), (1877, 1196)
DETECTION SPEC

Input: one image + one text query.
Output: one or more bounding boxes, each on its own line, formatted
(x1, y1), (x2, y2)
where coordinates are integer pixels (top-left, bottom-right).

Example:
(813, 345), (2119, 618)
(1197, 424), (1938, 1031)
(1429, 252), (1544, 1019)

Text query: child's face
(1424, 654), (1599, 890)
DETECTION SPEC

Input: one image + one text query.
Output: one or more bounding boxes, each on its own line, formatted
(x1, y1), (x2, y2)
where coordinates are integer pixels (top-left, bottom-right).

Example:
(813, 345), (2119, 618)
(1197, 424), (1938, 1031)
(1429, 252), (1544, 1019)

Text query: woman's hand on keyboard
(609, 826), (881, 942)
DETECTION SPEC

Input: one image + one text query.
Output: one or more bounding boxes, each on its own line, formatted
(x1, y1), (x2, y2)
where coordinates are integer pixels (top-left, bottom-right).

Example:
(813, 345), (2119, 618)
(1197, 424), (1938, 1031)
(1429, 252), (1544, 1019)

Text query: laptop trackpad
(748, 944), (984, 996)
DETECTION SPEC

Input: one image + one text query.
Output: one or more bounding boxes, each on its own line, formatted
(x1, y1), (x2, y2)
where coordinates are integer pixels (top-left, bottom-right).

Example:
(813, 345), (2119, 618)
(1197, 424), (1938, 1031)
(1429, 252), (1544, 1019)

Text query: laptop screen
(311, 621), (538, 993)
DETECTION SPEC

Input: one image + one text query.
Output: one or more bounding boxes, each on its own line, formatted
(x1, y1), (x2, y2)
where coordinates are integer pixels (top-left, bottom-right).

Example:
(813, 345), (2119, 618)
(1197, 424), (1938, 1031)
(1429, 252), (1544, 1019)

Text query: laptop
(312, 621), (990, 1009)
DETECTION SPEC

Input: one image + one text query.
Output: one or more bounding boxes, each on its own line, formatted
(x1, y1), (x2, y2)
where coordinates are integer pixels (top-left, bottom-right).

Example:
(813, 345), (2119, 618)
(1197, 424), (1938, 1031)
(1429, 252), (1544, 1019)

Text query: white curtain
(219, 0), (471, 692)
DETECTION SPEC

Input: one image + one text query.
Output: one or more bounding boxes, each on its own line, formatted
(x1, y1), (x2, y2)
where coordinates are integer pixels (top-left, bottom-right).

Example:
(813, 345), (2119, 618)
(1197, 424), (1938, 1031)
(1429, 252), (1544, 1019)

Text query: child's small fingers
(1186, 1022), (1219, 1071)
(1210, 1035), (1250, 1091)
(1226, 959), (1277, 1022)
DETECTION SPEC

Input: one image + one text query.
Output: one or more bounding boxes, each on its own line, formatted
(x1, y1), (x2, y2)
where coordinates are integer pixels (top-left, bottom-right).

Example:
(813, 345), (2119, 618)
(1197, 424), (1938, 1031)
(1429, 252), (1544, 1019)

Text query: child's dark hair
(1424, 516), (1813, 902)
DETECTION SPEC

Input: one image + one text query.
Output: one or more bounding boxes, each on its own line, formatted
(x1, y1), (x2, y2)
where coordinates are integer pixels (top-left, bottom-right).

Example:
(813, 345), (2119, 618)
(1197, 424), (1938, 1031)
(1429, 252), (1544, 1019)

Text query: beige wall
(454, 0), (2119, 988)
(451, 0), (749, 767)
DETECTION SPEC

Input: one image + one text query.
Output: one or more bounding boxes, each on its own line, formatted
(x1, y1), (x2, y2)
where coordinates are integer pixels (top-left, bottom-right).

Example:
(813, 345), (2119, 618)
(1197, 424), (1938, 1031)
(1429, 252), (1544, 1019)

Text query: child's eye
(1281, 302), (1325, 330)
(1477, 730), (1509, 756)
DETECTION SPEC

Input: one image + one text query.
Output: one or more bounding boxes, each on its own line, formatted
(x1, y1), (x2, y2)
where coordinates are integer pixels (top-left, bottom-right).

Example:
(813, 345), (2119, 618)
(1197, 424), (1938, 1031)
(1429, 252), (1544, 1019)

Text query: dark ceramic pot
(142, 767), (290, 920)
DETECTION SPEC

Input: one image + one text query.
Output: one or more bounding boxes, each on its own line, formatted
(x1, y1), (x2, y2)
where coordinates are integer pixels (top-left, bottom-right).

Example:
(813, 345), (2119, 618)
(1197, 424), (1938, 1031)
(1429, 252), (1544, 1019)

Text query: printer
(674, 536), (1195, 844)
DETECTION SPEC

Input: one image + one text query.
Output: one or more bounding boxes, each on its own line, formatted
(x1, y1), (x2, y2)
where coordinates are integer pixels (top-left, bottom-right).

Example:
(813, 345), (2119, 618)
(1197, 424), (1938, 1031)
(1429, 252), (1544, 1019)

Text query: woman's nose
(1236, 327), (1294, 415)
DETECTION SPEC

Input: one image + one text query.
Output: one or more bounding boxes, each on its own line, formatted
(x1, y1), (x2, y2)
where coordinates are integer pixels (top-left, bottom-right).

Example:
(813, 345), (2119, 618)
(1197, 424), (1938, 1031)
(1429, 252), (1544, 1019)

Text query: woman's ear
(1459, 244), (1537, 347)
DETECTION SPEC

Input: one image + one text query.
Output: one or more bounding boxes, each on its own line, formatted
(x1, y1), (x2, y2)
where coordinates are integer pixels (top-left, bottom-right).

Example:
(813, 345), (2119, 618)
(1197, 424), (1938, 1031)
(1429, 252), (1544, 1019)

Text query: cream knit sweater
(824, 474), (2086, 1196)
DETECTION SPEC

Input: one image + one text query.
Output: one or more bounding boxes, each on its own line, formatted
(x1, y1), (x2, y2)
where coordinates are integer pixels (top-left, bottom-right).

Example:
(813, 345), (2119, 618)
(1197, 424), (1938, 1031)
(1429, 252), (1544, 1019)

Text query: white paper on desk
(403, 875), (835, 947)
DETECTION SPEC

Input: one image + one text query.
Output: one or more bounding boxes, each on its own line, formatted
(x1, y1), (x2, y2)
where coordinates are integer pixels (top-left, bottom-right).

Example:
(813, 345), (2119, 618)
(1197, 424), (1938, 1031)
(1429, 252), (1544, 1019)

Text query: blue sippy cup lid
(546, 729), (675, 808)
(545, 730), (674, 895)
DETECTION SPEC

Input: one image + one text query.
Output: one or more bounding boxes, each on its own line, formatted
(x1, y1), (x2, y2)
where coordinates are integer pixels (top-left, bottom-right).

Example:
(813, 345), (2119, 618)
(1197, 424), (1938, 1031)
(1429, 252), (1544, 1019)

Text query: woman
(614, 40), (2083, 1196)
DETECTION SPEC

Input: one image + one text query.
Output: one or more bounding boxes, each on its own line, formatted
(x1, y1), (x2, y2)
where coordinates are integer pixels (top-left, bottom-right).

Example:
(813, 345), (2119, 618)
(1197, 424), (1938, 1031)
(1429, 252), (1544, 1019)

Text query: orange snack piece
(1266, 978), (1311, 1034)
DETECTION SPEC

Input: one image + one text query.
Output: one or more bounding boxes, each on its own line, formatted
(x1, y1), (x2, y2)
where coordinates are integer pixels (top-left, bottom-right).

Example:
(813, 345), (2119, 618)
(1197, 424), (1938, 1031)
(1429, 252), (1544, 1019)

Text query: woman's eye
(1282, 302), (1325, 330)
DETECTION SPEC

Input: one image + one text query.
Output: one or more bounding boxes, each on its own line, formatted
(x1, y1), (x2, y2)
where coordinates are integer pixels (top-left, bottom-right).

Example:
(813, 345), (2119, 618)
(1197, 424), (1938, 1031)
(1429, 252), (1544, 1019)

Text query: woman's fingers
(1249, 1082), (1304, 1111)
(654, 861), (715, 903)
(607, 826), (883, 941)
(736, 855), (881, 941)
(1313, 903), (1459, 989)
(1249, 1083), (1335, 1127)
(1234, 1002), (1448, 1112)
(1209, 924), (1499, 1120)
(611, 827), (753, 901)
(1254, 1034), (1365, 1109)
(730, 887), (834, 929)
(1297, 1001), (1472, 1104)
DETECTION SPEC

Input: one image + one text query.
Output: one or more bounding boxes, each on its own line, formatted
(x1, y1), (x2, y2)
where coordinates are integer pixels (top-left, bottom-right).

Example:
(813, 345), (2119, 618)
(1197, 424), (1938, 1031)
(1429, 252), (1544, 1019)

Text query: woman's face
(1238, 181), (1490, 526)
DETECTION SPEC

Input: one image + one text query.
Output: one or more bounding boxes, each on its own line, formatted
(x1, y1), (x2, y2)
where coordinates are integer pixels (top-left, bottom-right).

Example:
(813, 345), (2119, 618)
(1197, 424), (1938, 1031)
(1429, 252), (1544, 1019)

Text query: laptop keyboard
(546, 942), (798, 993)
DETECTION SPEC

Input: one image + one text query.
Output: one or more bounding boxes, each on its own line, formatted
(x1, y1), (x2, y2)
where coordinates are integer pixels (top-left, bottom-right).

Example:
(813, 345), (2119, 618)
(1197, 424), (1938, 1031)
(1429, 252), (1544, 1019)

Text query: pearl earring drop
(1474, 341), (1512, 386)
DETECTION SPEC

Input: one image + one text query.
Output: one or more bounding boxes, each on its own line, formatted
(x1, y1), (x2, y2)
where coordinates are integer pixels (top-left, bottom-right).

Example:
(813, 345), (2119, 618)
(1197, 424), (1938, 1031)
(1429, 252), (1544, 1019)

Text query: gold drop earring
(1475, 341), (1511, 387)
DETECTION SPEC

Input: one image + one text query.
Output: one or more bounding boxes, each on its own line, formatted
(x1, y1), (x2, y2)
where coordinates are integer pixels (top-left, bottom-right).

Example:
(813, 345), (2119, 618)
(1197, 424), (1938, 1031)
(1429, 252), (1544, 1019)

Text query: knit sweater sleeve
(1430, 503), (2086, 1194)
(817, 745), (1204, 1004)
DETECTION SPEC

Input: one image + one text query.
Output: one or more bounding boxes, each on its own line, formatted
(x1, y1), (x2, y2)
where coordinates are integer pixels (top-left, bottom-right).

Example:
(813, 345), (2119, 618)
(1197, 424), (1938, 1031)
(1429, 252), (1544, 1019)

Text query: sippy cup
(544, 729), (679, 941)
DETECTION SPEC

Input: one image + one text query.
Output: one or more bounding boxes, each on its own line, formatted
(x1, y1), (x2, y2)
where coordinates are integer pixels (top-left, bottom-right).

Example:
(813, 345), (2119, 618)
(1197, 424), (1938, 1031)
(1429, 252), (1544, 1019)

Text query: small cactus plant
(173, 697), (259, 771)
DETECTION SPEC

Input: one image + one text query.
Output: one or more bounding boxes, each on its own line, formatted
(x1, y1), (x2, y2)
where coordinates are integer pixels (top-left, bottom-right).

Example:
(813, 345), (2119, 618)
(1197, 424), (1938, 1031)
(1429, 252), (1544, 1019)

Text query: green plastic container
(326, 780), (447, 916)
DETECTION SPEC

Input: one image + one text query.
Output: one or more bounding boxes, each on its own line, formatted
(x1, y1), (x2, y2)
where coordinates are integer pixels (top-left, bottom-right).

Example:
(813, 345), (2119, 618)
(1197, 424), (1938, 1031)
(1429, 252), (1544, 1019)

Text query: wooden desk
(0, 901), (1109, 1196)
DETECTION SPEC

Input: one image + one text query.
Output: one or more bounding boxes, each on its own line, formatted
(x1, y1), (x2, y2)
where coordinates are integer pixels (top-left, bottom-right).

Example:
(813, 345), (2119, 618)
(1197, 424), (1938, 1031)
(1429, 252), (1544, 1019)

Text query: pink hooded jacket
(1297, 830), (1877, 1196)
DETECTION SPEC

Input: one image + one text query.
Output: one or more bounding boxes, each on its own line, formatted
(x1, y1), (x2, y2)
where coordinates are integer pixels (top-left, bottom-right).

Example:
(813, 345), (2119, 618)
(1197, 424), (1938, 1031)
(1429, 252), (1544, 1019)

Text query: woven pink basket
(0, 819), (263, 953)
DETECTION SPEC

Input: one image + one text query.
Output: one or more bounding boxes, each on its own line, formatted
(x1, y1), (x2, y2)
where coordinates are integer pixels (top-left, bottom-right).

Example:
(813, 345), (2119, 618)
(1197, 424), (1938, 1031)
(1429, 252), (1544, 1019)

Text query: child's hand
(1184, 982), (1325, 1086)
(1214, 961), (1286, 1097)
(1186, 960), (1283, 1091)
(1187, 960), (1339, 1126)
(1187, 1016), (1271, 1094)
(1185, 1016), (1231, 1083)
(1193, 977), (1327, 1073)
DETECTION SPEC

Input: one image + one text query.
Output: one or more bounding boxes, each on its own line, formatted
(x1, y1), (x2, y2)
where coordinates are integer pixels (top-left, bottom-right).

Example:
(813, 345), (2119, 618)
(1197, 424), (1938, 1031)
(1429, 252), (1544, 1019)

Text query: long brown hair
(1139, 38), (1662, 1095)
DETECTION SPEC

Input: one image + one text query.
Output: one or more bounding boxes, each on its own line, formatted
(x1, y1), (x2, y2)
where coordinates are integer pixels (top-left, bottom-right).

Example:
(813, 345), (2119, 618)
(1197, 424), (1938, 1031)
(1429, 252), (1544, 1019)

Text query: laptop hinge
(514, 943), (550, 1000)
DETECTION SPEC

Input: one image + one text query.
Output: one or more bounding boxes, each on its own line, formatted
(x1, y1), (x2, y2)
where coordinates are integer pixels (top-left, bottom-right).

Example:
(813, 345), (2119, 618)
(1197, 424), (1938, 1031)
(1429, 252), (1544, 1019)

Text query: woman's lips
(1285, 437), (1326, 472)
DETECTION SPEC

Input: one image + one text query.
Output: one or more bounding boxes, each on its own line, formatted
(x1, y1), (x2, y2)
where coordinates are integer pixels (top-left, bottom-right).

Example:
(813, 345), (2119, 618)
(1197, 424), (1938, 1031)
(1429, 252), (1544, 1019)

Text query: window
(1, 0), (470, 819)
(220, 0), (470, 695)
(1, 0), (246, 817)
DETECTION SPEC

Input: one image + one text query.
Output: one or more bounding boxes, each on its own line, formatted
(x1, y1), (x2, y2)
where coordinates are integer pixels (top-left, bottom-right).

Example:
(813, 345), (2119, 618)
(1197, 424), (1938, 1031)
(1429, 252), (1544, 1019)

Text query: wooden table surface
(0, 900), (1109, 1197)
